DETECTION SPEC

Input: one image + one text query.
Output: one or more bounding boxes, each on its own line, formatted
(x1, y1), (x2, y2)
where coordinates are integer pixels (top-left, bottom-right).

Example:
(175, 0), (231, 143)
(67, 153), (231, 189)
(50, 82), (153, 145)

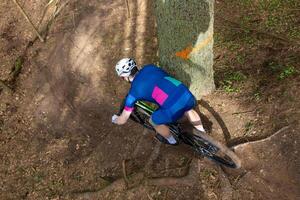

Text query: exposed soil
(0, 0), (299, 199)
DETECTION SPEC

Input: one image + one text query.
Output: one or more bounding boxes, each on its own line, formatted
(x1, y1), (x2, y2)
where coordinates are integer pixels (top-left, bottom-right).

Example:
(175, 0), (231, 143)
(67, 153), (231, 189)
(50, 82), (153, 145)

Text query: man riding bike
(112, 58), (206, 145)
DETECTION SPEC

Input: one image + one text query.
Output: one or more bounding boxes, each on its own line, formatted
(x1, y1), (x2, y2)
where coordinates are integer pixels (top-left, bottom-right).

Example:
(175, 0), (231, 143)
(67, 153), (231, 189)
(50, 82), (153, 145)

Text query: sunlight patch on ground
(122, 4), (135, 58)
(122, 0), (150, 65)
(69, 14), (107, 98)
(135, 0), (148, 64)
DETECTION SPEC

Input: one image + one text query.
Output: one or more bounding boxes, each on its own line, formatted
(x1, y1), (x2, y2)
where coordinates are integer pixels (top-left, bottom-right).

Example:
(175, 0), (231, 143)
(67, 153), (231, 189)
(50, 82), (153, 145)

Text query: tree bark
(154, 0), (215, 97)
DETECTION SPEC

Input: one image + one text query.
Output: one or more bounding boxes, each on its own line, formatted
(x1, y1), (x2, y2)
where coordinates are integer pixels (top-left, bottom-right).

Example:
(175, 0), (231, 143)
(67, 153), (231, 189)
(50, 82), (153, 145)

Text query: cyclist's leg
(185, 109), (205, 132)
(152, 123), (171, 138)
(150, 109), (178, 145)
(171, 92), (205, 132)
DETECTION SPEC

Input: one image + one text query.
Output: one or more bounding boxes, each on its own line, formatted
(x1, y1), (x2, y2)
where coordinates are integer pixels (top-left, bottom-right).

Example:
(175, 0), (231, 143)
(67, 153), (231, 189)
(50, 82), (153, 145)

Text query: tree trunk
(154, 0), (215, 98)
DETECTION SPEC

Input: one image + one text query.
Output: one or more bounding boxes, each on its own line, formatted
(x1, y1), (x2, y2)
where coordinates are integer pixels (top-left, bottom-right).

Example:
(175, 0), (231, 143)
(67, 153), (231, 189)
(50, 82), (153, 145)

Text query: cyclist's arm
(115, 109), (132, 125)
(116, 93), (136, 125)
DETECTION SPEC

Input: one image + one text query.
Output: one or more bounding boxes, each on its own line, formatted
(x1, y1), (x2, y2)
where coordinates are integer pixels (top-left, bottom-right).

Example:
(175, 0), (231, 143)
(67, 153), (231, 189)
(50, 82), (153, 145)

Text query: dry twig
(37, 0), (60, 28)
(124, 0), (130, 18)
(163, 189), (169, 200)
(37, 0), (70, 40)
(147, 193), (154, 200)
(122, 160), (130, 188)
(12, 0), (44, 42)
(232, 110), (255, 115)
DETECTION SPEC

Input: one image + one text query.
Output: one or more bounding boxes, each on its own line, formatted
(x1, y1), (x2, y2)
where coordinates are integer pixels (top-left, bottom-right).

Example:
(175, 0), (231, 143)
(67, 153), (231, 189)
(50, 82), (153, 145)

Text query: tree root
(74, 159), (198, 199)
(144, 141), (161, 171)
(146, 159), (198, 187)
(74, 172), (144, 199)
(230, 126), (290, 147)
(218, 167), (233, 200)
(0, 80), (12, 92)
(145, 176), (194, 187)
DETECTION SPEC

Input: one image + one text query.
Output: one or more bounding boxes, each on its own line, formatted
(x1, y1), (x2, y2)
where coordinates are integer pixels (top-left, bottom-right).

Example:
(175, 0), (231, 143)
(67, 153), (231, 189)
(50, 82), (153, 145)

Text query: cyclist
(112, 58), (206, 145)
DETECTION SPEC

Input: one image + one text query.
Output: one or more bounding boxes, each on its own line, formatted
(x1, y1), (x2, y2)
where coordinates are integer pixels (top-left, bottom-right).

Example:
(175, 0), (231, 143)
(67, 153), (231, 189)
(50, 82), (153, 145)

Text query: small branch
(72, 11), (76, 31)
(232, 110), (255, 115)
(122, 160), (129, 188)
(45, 0), (57, 8)
(37, 0), (70, 40)
(147, 193), (154, 200)
(124, 0), (130, 18)
(163, 189), (169, 200)
(12, 0), (44, 42)
(53, 0), (71, 18)
(37, 0), (59, 27)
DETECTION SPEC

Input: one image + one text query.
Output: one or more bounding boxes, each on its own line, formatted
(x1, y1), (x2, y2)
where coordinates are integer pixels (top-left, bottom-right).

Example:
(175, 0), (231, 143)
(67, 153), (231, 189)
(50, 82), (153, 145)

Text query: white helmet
(115, 58), (137, 77)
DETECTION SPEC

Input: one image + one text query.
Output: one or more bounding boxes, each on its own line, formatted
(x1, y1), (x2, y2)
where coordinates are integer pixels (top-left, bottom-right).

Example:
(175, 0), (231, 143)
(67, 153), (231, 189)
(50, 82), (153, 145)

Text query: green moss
(288, 28), (300, 40)
(33, 172), (45, 183)
(258, 0), (282, 12)
(220, 71), (247, 93)
(244, 121), (254, 134)
(278, 65), (297, 80)
(11, 57), (24, 78)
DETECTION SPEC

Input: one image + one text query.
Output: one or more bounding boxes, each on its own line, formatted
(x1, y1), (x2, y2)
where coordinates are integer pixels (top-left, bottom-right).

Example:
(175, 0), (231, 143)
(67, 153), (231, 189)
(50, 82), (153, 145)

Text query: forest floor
(0, 0), (299, 199)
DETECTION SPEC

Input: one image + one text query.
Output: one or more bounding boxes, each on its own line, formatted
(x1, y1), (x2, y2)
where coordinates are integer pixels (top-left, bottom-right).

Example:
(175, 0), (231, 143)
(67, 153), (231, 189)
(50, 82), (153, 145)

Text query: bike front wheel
(183, 130), (241, 169)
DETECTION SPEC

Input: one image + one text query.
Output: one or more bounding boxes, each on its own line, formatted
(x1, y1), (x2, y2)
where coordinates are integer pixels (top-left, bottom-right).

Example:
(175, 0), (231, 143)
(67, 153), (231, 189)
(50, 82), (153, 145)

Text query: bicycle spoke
(181, 131), (240, 168)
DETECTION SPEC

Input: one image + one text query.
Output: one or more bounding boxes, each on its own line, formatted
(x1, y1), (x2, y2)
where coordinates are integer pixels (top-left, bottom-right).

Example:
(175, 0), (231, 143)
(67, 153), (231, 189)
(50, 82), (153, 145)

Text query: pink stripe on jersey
(124, 106), (134, 112)
(152, 86), (168, 106)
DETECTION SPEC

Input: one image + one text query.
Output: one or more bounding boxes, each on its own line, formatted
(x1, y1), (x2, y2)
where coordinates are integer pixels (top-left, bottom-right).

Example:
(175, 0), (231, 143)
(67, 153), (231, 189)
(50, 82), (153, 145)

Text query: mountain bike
(119, 100), (241, 169)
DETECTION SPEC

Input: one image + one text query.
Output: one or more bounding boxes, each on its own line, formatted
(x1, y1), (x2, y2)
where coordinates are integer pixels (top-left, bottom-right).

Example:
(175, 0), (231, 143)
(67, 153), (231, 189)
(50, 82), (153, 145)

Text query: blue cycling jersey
(124, 65), (196, 124)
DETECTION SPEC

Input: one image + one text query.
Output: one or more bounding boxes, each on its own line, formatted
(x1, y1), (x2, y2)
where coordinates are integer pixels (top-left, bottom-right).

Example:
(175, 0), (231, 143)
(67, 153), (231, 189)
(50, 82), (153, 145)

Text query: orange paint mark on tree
(175, 33), (213, 60)
(175, 45), (193, 60)
(192, 34), (213, 53)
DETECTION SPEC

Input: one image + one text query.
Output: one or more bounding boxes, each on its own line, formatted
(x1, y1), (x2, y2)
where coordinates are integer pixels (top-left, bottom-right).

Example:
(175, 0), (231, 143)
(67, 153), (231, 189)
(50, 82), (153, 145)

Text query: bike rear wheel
(183, 130), (241, 169)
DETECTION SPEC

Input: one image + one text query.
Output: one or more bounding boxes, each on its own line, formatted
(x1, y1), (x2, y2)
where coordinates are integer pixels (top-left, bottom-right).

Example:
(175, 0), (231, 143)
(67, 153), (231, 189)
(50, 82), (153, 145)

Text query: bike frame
(135, 101), (155, 114)
(134, 101), (181, 136)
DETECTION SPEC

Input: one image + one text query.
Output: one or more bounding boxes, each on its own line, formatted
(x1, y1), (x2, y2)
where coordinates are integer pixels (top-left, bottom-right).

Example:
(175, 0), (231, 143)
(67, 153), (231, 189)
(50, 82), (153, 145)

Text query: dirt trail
(232, 125), (300, 199)
(0, 0), (299, 199)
